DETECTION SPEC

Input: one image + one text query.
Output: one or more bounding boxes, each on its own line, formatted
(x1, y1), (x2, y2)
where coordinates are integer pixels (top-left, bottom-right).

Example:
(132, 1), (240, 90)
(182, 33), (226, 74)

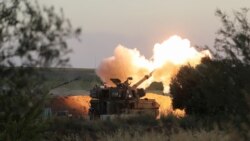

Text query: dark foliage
(213, 8), (250, 64)
(0, 0), (80, 140)
(0, 0), (81, 67)
(146, 82), (164, 91)
(45, 115), (159, 141)
(170, 58), (250, 119)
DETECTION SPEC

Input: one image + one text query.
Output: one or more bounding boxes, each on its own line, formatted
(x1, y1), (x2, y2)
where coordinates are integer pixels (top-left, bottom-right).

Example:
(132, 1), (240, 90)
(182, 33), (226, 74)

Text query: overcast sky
(42, 0), (250, 68)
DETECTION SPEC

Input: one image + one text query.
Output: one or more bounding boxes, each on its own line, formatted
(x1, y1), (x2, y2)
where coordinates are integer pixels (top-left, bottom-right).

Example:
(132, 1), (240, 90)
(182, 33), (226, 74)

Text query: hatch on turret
(110, 78), (121, 86)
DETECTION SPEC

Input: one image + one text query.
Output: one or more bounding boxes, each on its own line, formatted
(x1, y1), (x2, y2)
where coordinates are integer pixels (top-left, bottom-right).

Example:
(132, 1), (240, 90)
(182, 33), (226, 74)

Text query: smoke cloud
(96, 35), (210, 93)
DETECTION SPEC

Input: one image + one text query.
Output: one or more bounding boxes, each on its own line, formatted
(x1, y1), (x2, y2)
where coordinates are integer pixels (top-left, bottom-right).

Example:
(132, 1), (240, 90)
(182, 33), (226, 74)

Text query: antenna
(119, 59), (127, 82)
(89, 55), (100, 89)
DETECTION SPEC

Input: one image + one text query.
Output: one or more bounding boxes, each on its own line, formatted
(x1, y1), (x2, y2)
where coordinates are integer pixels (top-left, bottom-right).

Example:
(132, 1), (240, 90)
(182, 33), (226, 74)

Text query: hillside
(37, 68), (101, 91)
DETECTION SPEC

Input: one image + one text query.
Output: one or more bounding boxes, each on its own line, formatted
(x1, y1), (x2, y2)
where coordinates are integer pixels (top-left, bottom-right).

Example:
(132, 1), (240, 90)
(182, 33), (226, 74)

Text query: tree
(214, 8), (250, 64)
(0, 0), (81, 67)
(0, 0), (81, 140)
(170, 58), (250, 118)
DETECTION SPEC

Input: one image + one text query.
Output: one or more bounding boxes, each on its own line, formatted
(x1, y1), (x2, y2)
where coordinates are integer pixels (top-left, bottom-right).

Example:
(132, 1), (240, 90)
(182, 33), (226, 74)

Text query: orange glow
(143, 93), (185, 117)
(51, 96), (91, 117)
(52, 94), (185, 118)
(57, 94), (185, 118)
(153, 35), (210, 67)
(63, 96), (91, 114)
(151, 35), (211, 93)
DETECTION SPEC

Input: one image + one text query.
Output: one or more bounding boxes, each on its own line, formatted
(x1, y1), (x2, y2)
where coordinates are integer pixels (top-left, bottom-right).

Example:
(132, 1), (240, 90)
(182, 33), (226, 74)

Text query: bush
(170, 58), (250, 121)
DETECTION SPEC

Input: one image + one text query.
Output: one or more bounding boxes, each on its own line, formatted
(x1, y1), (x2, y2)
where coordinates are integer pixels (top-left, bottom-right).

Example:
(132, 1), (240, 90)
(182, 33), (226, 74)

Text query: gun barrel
(132, 71), (154, 88)
(52, 77), (80, 89)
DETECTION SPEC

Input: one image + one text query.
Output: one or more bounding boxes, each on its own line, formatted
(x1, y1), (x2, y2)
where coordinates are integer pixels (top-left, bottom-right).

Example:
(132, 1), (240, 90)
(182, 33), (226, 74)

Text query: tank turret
(90, 71), (153, 100)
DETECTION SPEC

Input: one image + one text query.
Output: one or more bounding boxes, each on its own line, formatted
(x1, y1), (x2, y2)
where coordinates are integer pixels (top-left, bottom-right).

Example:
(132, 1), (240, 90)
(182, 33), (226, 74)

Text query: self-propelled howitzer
(89, 71), (159, 120)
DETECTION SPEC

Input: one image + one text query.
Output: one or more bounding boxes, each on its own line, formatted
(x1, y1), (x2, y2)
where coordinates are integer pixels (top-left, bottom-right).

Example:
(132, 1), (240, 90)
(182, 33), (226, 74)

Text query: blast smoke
(96, 45), (153, 88)
(96, 35), (211, 93)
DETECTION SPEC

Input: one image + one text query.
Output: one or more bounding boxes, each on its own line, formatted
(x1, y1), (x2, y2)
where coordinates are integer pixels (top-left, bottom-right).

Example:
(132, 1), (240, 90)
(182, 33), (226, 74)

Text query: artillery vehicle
(89, 72), (160, 119)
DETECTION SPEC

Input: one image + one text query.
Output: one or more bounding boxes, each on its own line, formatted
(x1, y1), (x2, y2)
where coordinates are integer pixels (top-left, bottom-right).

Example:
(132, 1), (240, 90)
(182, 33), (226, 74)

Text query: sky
(42, 0), (250, 68)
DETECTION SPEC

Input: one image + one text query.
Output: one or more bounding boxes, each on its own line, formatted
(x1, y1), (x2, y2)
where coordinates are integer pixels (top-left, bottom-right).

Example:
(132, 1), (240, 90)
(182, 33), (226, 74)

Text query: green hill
(37, 68), (101, 91)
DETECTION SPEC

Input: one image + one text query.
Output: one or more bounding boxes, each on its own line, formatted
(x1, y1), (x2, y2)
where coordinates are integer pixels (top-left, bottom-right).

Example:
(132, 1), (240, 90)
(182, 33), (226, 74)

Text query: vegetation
(0, 0), (80, 67)
(40, 114), (250, 141)
(32, 67), (100, 90)
(170, 58), (250, 118)
(214, 8), (250, 64)
(0, 0), (80, 140)
(146, 82), (164, 94)
(99, 128), (231, 141)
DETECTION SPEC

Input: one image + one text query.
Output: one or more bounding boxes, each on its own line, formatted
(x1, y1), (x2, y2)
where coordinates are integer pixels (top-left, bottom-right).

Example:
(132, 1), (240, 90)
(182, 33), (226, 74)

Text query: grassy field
(45, 114), (249, 141)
